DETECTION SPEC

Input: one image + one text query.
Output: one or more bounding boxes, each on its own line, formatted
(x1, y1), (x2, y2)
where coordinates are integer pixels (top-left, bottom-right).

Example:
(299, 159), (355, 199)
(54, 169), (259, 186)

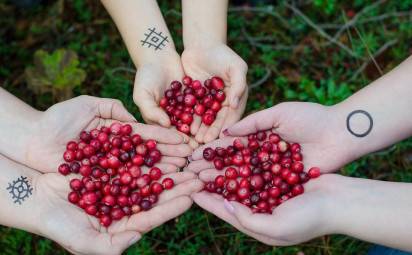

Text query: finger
(75, 230), (140, 255)
(225, 108), (275, 137)
(158, 179), (204, 204)
(132, 123), (186, 144)
(157, 143), (193, 158)
(191, 136), (246, 160)
(228, 63), (248, 108)
(133, 87), (171, 127)
(159, 171), (198, 184)
(151, 163), (178, 174)
(194, 123), (209, 144)
(191, 192), (280, 245)
(198, 169), (222, 182)
(220, 91), (248, 138)
(77, 95), (137, 122)
(228, 201), (275, 237)
(203, 107), (228, 143)
(185, 160), (214, 173)
(126, 196), (193, 233)
(160, 156), (187, 167)
(190, 115), (202, 136)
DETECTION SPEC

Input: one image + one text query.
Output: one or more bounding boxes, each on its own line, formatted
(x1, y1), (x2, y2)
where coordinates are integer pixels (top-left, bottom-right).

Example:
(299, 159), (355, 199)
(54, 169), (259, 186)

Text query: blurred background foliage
(1, 0), (412, 254)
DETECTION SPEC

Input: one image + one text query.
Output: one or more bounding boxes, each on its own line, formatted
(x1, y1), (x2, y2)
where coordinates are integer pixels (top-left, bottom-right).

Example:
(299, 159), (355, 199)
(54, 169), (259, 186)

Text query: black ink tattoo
(346, 110), (373, 137)
(7, 176), (33, 205)
(140, 27), (169, 51)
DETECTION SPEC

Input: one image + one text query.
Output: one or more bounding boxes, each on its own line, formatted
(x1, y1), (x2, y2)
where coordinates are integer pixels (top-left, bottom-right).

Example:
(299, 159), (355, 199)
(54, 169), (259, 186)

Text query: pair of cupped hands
(28, 94), (353, 255)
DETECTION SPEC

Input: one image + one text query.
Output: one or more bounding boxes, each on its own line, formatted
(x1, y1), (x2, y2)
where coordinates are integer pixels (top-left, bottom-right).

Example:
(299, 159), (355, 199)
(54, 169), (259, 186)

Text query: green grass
(1, 0), (412, 254)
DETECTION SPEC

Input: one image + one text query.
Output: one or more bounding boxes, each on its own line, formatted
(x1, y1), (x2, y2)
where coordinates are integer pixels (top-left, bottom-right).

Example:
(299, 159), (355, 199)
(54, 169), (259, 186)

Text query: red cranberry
(203, 147), (216, 161)
(99, 215), (112, 227)
(225, 167), (238, 179)
(237, 187), (250, 200)
(182, 76), (192, 86)
(250, 175), (264, 190)
(268, 187), (281, 198)
(162, 178), (174, 189)
(68, 191), (80, 203)
(308, 167), (321, 178)
(194, 104), (206, 115)
(83, 192), (98, 205)
(202, 114), (215, 125)
(291, 184), (304, 196)
(151, 182), (163, 195)
(111, 207), (125, 220)
(102, 195), (116, 206)
(238, 165), (251, 177)
(58, 163), (71, 175)
(213, 158), (224, 170)
(63, 150), (76, 162)
(79, 165), (92, 177)
(211, 76), (224, 90)
(225, 179), (239, 193)
(140, 200), (152, 211)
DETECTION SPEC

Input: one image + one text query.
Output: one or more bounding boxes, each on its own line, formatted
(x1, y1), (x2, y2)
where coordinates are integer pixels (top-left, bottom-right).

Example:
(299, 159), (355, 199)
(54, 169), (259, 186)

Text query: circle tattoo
(346, 110), (373, 138)
(7, 176), (33, 205)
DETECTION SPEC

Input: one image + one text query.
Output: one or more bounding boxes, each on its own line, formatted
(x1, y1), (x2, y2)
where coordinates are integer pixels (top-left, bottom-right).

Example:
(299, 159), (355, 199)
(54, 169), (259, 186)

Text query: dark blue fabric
(368, 245), (412, 255)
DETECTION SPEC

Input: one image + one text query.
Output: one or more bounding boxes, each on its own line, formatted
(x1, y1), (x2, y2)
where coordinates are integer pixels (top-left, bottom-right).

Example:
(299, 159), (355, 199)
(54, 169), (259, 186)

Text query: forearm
(0, 88), (42, 164)
(333, 176), (412, 252)
(0, 153), (40, 234)
(101, 0), (177, 67)
(182, 0), (227, 49)
(331, 56), (412, 160)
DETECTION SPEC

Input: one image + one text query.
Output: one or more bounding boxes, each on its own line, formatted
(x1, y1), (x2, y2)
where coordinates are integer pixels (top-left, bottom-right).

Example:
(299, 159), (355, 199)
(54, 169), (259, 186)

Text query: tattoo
(7, 176), (33, 205)
(346, 110), (373, 137)
(140, 27), (169, 51)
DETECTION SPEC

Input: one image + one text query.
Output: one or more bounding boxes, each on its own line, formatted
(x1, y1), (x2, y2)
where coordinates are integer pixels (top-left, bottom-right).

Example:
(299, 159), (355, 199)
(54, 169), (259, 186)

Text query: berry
(308, 167), (321, 178)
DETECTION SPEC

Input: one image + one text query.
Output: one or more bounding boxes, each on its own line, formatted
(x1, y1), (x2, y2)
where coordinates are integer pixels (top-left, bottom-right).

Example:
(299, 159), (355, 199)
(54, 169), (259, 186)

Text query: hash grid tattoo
(7, 176), (33, 205)
(140, 27), (169, 51)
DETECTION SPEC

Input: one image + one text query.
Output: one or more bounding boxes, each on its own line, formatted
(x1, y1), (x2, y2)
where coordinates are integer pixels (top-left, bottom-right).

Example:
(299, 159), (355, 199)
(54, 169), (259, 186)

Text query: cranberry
(308, 167), (321, 178)
(99, 215), (112, 227)
(211, 76), (224, 90)
(238, 165), (251, 177)
(63, 150), (76, 162)
(213, 158), (224, 170)
(203, 147), (216, 161)
(58, 163), (71, 175)
(225, 179), (239, 193)
(83, 192), (98, 205)
(202, 114), (215, 125)
(225, 167), (238, 179)
(140, 199), (152, 211)
(162, 178), (174, 189)
(151, 182), (163, 195)
(111, 208), (125, 220)
(182, 76), (192, 86)
(250, 175), (264, 190)
(79, 165), (92, 177)
(68, 191), (80, 203)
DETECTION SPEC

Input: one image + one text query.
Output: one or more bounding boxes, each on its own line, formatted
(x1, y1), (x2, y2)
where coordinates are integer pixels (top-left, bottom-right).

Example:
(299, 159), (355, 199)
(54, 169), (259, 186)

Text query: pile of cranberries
(202, 131), (321, 213)
(58, 123), (175, 227)
(159, 76), (226, 134)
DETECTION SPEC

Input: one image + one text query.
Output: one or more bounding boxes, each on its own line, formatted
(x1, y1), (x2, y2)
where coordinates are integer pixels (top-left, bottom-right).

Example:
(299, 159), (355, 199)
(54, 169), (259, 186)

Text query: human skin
(0, 153), (203, 255)
(187, 56), (412, 250)
(0, 89), (193, 173)
(182, 0), (248, 143)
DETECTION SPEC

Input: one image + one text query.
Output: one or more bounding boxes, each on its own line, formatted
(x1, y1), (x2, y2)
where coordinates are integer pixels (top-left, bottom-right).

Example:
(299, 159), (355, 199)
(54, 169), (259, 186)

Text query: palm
(268, 102), (348, 173)
(133, 53), (184, 126)
(191, 175), (336, 246)
(35, 169), (203, 254)
(181, 45), (248, 143)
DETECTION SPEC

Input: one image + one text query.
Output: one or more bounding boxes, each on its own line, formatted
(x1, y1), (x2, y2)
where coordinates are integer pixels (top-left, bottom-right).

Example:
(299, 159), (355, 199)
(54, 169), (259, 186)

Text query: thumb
(224, 200), (271, 236)
(224, 108), (276, 137)
(228, 63), (248, 108)
(111, 231), (141, 252)
(77, 95), (137, 122)
(133, 88), (171, 127)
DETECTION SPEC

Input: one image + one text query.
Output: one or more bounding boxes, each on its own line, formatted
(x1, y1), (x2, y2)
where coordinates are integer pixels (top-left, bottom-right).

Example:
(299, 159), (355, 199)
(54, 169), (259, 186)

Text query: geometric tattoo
(346, 110), (373, 138)
(7, 176), (33, 205)
(140, 27), (169, 51)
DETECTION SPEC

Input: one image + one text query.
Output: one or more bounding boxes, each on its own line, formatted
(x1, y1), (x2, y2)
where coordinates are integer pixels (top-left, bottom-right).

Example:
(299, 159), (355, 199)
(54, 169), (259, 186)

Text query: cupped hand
(181, 44), (248, 144)
(191, 174), (341, 246)
(133, 52), (184, 127)
(26, 95), (192, 173)
(35, 170), (203, 255)
(187, 102), (352, 175)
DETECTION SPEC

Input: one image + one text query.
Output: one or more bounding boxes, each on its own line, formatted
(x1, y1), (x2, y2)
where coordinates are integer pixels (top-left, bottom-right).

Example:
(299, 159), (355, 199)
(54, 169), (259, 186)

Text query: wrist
(183, 40), (226, 51)
(135, 49), (181, 68)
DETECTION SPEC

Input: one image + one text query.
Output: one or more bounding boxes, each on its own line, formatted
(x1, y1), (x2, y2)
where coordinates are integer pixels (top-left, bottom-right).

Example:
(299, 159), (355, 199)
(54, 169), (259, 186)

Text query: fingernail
(128, 235), (139, 245)
(224, 199), (235, 214)
(222, 129), (229, 136)
(231, 97), (239, 108)
(182, 135), (189, 144)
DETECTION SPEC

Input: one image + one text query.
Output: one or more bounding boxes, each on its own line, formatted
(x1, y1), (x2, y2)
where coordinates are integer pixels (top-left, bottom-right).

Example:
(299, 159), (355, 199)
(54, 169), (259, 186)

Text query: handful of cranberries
(58, 123), (175, 227)
(202, 131), (321, 213)
(159, 76), (226, 134)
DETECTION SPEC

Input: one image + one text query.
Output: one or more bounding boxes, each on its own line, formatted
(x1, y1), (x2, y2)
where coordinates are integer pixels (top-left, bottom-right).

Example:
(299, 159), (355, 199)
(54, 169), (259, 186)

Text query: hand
(133, 52), (184, 127)
(26, 95), (192, 173)
(34, 171), (203, 255)
(191, 174), (341, 246)
(181, 44), (248, 144)
(188, 102), (353, 175)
